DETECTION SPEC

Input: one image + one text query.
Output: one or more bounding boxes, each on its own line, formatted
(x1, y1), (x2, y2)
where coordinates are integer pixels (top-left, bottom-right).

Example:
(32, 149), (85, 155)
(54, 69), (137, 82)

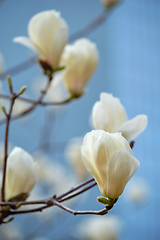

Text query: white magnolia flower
(81, 130), (140, 199)
(6, 147), (36, 201)
(92, 92), (148, 141)
(79, 215), (122, 240)
(60, 38), (99, 96)
(13, 10), (68, 71)
(65, 138), (88, 179)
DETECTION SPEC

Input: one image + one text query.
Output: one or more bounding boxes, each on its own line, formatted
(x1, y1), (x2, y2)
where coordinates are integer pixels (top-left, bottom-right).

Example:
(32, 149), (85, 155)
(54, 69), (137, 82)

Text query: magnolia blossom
(60, 38), (99, 96)
(79, 215), (122, 240)
(5, 147), (36, 201)
(81, 130), (140, 199)
(92, 92), (148, 141)
(13, 10), (68, 71)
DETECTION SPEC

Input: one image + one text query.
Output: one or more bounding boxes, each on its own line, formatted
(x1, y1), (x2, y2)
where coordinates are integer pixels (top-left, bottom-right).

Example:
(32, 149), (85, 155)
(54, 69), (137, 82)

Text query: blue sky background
(0, 0), (160, 239)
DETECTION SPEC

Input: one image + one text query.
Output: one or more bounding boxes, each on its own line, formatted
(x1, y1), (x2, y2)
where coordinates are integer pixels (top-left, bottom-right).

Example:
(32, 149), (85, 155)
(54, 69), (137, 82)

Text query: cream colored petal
(105, 150), (140, 199)
(81, 154), (102, 189)
(60, 38), (98, 95)
(28, 10), (68, 66)
(103, 132), (128, 159)
(100, 93), (126, 132)
(50, 26), (68, 69)
(6, 147), (36, 200)
(13, 36), (37, 52)
(117, 114), (148, 141)
(92, 101), (109, 131)
(28, 10), (61, 56)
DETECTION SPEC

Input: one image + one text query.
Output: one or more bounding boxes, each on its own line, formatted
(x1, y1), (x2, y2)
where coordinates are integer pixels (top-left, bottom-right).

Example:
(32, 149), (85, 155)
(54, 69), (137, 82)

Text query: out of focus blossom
(78, 215), (123, 240)
(81, 130), (140, 199)
(0, 222), (23, 240)
(124, 177), (151, 205)
(92, 92), (148, 141)
(6, 147), (36, 201)
(60, 38), (99, 97)
(33, 152), (75, 195)
(13, 10), (68, 71)
(32, 74), (69, 109)
(65, 137), (88, 179)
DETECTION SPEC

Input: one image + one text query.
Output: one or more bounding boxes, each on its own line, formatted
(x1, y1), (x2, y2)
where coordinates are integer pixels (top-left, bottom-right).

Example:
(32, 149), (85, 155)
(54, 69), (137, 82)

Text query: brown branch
(0, 94), (73, 125)
(0, 93), (72, 106)
(53, 199), (113, 216)
(0, 177), (115, 222)
(0, 177), (95, 207)
(1, 93), (16, 201)
(57, 177), (95, 200)
(8, 198), (113, 216)
(59, 182), (97, 203)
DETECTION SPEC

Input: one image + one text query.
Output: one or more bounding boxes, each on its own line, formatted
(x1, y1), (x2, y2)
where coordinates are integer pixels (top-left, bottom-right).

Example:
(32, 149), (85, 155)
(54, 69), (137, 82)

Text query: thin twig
(0, 93), (72, 106)
(1, 94), (16, 201)
(53, 199), (112, 216)
(0, 178), (95, 207)
(8, 197), (113, 216)
(59, 182), (97, 203)
(57, 177), (95, 200)
(0, 94), (72, 125)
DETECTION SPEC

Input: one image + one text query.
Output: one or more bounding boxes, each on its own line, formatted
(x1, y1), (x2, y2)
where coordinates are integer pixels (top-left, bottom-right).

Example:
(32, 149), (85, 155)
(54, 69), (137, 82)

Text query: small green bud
(97, 196), (111, 205)
(97, 196), (118, 205)
(19, 86), (27, 95)
(54, 66), (65, 72)
(1, 106), (7, 115)
(7, 75), (12, 88)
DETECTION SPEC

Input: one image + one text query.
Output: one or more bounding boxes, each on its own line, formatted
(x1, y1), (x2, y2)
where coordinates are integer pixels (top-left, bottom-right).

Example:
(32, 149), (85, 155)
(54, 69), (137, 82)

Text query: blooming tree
(0, 1), (149, 239)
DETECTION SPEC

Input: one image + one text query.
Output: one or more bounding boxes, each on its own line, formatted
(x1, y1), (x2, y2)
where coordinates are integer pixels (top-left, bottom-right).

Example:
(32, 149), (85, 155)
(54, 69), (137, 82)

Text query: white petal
(28, 10), (68, 67)
(92, 101), (109, 131)
(106, 150), (140, 199)
(117, 114), (148, 141)
(6, 147), (36, 200)
(50, 26), (68, 69)
(100, 92), (128, 132)
(13, 36), (37, 53)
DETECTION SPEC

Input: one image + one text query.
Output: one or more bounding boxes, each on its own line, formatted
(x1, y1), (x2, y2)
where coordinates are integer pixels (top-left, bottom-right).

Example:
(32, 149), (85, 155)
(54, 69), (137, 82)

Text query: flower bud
(60, 38), (99, 97)
(13, 10), (68, 71)
(92, 92), (148, 141)
(5, 147), (36, 201)
(100, 0), (120, 8)
(81, 130), (140, 199)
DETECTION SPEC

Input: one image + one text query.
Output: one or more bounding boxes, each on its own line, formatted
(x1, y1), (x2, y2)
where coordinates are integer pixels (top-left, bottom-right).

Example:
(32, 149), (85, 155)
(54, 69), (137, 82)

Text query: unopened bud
(7, 75), (12, 88)
(1, 106), (7, 115)
(19, 86), (27, 95)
